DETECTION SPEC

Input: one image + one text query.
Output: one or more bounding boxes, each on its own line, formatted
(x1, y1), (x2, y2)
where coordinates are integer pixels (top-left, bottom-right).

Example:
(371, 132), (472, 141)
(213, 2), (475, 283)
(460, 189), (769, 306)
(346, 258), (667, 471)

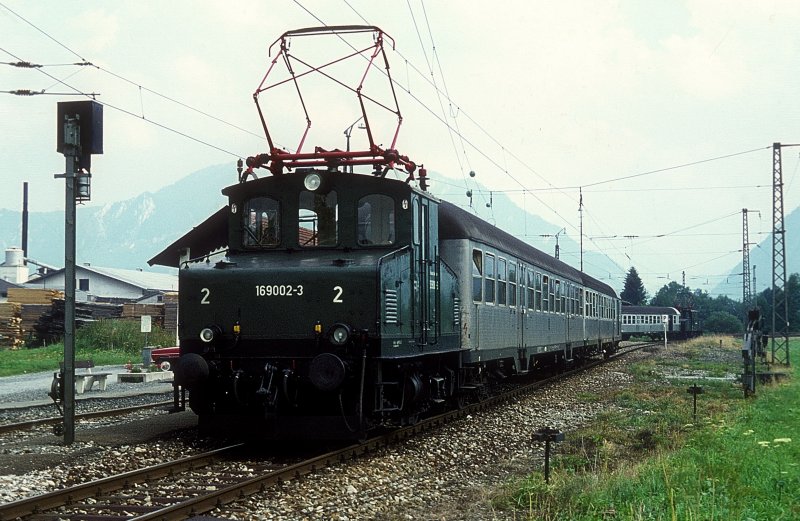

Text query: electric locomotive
(148, 25), (621, 439)
(155, 170), (462, 438)
(150, 167), (621, 439)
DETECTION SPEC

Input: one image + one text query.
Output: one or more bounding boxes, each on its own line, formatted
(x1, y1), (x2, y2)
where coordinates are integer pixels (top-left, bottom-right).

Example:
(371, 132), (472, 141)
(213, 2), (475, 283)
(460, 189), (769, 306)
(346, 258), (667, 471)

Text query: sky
(2, 0), (800, 298)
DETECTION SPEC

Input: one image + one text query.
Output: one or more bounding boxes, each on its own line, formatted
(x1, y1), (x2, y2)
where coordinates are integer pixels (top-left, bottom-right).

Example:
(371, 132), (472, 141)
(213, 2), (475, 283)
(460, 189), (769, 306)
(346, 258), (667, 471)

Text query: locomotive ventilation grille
(384, 289), (398, 324)
(454, 297), (461, 326)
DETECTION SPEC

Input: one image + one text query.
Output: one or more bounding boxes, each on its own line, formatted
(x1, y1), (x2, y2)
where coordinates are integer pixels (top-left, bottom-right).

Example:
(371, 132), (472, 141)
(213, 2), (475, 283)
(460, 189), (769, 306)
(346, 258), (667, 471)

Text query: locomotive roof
(438, 200), (617, 297)
(622, 305), (679, 315)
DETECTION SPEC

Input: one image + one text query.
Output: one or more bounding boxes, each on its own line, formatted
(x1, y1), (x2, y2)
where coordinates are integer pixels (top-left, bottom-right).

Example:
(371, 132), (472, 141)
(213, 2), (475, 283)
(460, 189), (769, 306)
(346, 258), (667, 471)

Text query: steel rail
(130, 342), (658, 520)
(0, 341), (657, 520)
(0, 444), (243, 521)
(0, 400), (175, 435)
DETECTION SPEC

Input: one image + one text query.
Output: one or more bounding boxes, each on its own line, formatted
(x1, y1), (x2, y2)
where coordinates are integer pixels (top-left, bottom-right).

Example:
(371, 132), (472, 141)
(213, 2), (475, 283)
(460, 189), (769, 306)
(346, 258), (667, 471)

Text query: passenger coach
(439, 201), (621, 372)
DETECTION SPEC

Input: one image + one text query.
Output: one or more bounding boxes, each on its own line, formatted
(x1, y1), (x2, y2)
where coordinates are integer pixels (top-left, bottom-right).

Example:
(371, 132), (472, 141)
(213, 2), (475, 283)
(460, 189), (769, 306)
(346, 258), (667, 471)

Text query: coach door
(516, 263), (525, 350)
(413, 197), (438, 347)
(564, 281), (572, 360)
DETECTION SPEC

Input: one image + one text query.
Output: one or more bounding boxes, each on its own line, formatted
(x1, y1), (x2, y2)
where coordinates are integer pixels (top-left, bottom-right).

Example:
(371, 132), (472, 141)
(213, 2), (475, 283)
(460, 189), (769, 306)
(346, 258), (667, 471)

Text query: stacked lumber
(20, 304), (50, 337)
(7, 288), (64, 305)
(0, 302), (23, 349)
(121, 303), (164, 328)
(163, 292), (178, 335)
(31, 299), (123, 345)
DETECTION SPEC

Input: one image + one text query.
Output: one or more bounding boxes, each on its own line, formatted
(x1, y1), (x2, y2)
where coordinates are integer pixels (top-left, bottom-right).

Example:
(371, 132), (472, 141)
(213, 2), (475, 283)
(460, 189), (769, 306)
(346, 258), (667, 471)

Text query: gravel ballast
(0, 354), (650, 519)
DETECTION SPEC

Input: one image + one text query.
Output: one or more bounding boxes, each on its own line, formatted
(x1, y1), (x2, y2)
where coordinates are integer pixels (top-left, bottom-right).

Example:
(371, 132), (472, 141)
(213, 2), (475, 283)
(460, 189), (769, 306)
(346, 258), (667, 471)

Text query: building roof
(0, 278), (22, 296)
(27, 264), (177, 292)
(149, 206), (229, 268)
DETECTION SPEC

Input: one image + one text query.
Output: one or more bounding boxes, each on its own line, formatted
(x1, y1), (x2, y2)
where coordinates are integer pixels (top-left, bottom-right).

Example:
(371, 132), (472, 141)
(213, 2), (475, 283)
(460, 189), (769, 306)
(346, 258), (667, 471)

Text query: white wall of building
(25, 266), (145, 302)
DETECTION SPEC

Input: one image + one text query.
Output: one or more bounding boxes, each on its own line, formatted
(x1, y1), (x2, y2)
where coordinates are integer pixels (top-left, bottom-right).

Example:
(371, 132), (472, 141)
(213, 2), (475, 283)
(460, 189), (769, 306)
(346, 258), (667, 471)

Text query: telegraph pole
(771, 143), (795, 366)
(540, 228), (566, 260)
(579, 188), (584, 271)
(742, 209), (752, 320)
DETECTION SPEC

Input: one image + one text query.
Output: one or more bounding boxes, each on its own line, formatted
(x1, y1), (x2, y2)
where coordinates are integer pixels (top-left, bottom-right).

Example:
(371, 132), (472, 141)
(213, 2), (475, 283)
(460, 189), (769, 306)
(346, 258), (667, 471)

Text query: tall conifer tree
(621, 266), (648, 305)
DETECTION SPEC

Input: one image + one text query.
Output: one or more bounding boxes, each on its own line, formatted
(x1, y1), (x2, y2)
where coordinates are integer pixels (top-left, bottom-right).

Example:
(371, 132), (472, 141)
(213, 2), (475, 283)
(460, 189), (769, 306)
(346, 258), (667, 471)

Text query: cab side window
(357, 194), (395, 246)
(243, 197), (280, 248)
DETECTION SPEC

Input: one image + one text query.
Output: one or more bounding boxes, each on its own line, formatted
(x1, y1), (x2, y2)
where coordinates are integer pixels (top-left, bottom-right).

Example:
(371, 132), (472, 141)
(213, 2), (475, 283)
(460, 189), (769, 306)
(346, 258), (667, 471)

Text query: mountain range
(4, 163), (794, 298)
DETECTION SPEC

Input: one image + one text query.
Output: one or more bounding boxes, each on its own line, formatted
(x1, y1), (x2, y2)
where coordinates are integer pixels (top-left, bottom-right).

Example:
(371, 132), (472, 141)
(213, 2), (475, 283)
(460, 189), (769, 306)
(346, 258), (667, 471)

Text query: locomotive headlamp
(314, 321), (322, 334)
(199, 327), (216, 343)
(329, 323), (351, 346)
(303, 172), (322, 191)
(233, 322), (241, 335)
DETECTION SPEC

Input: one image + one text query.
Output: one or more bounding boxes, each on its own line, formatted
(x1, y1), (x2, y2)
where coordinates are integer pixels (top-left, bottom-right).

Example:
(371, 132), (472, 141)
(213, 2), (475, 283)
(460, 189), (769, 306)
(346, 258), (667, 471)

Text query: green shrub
(75, 319), (176, 354)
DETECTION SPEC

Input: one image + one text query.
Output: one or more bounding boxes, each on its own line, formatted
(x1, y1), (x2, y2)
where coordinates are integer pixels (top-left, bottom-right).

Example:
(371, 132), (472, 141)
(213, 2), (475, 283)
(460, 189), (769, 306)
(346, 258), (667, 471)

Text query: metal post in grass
(686, 385), (703, 424)
(532, 427), (564, 484)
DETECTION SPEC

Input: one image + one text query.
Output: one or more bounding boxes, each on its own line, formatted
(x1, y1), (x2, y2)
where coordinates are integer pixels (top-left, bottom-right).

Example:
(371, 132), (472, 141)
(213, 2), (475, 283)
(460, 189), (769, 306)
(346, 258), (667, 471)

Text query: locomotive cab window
(357, 194), (395, 246)
(244, 197), (280, 248)
(299, 190), (338, 247)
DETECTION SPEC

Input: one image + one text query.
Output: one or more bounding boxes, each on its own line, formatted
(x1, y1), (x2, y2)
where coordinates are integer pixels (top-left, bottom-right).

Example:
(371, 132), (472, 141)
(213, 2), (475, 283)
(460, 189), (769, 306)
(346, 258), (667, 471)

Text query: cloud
(68, 9), (119, 54)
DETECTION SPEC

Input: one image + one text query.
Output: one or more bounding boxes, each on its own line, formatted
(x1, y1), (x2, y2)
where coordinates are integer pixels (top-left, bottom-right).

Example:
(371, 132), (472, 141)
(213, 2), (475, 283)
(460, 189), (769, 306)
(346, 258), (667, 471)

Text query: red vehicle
(149, 346), (180, 371)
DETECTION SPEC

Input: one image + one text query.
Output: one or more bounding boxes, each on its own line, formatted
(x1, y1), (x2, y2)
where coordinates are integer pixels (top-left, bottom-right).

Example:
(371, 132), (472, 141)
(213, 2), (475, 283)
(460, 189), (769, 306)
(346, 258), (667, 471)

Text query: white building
(0, 248), (28, 284)
(25, 263), (178, 303)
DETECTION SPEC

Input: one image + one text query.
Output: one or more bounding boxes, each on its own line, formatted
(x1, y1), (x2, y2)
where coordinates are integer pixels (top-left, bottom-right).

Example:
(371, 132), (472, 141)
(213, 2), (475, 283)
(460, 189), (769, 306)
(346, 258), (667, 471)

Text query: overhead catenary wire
(326, 0), (776, 291)
(0, 45), (244, 158)
(4, 1), (779, 299)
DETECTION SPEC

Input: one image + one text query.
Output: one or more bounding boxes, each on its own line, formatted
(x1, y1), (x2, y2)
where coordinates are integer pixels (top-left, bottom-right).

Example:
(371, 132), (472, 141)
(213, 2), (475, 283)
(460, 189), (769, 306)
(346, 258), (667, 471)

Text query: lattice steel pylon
(771, 143), (790, 366)
(742, 208), (752, 319)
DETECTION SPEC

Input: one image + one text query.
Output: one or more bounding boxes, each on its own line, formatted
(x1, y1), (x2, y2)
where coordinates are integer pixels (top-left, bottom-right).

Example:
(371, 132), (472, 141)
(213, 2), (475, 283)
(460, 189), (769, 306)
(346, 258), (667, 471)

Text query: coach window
(548, 278), (556, 313)
(357, 194), (394, 246)
(540, 275), (548, 312)
(508, 263), (517, 307)
(528, 268), (539, 311)
(555, 280), (562, 314)
(299, 191), (337, 247)
(244, 196), (280, 248)
(536, 271), (547, 311)
(497, 258), (507, 305)
(566, 283), (571, 315)
(485, 253), (496, 304)
(574, 286), (579, 315)
(472, 249), (483, 302)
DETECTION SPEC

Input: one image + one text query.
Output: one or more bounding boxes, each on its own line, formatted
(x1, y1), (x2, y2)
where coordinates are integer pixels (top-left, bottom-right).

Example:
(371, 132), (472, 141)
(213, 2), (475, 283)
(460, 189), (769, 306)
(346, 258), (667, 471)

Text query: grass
(0, 319), (177, 377)
(498, 337), (800, 520)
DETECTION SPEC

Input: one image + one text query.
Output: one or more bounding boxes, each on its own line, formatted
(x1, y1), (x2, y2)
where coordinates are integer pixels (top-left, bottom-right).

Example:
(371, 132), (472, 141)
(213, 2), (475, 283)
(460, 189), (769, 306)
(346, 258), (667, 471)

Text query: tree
(704, 311), (743, 334)
(621, 266), (648, 305)
(650, 281), (682, 307)
(756, 272), (800, 334)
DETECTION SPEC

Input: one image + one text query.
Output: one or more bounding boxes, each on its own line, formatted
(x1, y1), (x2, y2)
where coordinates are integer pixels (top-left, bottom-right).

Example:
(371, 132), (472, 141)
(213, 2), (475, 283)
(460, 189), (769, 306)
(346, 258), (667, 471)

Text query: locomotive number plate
(255, 284), (304, 297)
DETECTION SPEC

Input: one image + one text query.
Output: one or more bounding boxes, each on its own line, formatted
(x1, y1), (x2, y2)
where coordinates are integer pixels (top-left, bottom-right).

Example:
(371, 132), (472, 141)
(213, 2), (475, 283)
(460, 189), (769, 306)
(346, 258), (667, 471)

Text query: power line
(0, 45), (243, 158)
(0, 1), (270, 156)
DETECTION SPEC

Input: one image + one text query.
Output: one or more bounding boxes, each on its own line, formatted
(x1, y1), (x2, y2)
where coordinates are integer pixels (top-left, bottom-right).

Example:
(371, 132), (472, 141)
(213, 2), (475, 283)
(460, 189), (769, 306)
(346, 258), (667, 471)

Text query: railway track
(0, 341), (657, 520)
(0, 400), (176, 436)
